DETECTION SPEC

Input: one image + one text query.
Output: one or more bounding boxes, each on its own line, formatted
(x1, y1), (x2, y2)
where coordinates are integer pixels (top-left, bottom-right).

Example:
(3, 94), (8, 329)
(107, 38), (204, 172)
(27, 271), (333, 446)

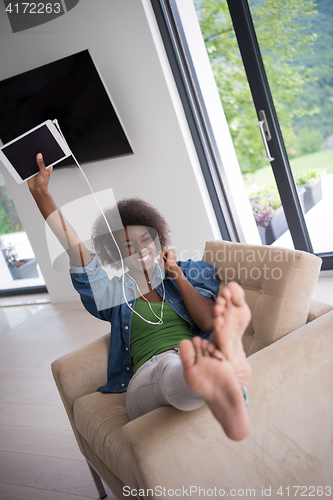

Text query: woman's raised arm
(28, 153), (92, 268)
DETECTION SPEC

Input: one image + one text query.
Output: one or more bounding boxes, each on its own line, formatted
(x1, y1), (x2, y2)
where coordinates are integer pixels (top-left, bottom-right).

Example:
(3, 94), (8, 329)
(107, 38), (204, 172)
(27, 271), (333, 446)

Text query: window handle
(258, 110), (274, 162)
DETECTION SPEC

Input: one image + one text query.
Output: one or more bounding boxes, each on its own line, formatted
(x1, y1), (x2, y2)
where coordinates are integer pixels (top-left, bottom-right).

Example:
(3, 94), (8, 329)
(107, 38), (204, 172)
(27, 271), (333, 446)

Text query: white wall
(0, 0), (221, 302)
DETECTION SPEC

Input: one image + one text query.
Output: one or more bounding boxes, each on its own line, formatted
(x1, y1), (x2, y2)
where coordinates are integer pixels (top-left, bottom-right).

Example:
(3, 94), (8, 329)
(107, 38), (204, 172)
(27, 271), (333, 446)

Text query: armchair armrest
(307, 299), (333, 322)
(122, 311), (333, 491)
(51, 332), (110, 403)
(51, 333), (110, 454)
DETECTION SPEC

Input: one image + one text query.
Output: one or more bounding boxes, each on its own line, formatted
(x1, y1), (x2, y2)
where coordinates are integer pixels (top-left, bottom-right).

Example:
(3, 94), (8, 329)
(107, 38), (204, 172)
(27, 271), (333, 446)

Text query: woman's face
(116, 225), (158, 275)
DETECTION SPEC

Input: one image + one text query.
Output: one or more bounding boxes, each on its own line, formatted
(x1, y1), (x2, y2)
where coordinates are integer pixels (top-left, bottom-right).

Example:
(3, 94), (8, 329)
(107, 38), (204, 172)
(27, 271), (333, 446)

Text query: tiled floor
(0, 294), (118, 500)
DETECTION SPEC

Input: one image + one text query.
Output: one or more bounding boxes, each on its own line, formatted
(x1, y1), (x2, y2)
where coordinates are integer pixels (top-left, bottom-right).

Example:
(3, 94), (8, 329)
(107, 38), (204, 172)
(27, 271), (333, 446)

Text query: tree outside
(194, 0), (326, 174)
(0, 170), (21, 235)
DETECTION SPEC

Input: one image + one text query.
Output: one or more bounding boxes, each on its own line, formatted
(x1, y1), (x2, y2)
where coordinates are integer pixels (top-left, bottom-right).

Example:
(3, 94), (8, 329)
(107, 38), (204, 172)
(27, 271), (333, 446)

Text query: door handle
(258, 110), (274, 162)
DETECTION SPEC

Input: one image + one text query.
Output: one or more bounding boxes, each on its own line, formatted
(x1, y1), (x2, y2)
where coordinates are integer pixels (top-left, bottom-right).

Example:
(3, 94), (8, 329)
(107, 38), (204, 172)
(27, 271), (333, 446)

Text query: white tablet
(0, 120), (72, 184)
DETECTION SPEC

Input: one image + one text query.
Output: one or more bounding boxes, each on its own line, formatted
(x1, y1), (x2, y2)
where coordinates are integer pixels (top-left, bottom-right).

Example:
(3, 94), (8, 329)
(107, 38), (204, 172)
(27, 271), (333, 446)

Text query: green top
(130, 298), (193, 374)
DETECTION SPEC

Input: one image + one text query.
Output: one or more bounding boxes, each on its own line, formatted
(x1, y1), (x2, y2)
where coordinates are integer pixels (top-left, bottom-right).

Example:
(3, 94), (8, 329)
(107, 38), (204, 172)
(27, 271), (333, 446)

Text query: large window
(0, 170), (46, 295)
(151, 0), (333, 270)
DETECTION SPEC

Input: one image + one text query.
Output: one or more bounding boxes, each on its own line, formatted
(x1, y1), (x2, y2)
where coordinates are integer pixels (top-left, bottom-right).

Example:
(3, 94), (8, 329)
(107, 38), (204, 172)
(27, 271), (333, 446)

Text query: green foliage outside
(291, 0), (333, 156)
(0, 184), (22, 236)
(293, 128), (325, 157)
(0, 202), (12, 235)
(245, 148), (333, 188)
(294, 168), (326, 186)
(194, 0), (333, 173)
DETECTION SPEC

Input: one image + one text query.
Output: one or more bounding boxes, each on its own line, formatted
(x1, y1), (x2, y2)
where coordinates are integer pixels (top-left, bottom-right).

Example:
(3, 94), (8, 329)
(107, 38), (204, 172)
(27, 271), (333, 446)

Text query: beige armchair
(52, 241), (333, 500)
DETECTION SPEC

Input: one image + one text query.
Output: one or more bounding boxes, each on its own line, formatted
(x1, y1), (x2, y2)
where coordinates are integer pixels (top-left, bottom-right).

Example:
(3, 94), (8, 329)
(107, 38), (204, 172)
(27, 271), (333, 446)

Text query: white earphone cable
(53, 119), (164, 325)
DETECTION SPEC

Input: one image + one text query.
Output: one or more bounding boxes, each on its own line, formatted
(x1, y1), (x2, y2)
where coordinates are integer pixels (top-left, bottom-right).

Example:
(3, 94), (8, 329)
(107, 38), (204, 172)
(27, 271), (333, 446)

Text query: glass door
(245, 0), (333, 257)
(194, 0), (332, 268)
(223, 0), (332, 267)
(0, 170), (46, 294)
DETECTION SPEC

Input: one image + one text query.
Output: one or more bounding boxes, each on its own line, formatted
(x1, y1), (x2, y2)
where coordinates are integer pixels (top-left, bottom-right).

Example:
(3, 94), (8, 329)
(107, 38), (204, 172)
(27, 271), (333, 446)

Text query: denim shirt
(70, 253), (219, 393)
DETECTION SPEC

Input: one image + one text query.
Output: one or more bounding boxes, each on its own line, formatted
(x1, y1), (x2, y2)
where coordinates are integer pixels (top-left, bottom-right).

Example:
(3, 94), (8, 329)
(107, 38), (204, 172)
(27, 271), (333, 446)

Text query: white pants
(126, 349), (204, 420)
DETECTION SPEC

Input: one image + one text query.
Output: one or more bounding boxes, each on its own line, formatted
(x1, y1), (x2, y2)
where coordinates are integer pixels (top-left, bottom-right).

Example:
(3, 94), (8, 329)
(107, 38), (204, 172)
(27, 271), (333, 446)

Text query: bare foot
(210, 282), (251, 388)
(179, 336), (249, 441)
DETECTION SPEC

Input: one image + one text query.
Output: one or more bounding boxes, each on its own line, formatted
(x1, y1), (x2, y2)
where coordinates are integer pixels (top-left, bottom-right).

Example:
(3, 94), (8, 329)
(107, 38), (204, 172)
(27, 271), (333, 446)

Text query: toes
(205, 341), (224, 361)
(216, 296), (226, 307)
(212, 349), (224, 361)
(201, 339), (210, 356)
(193, 336), (203, 358)
(207, 341), (215, 355)
(179, 339), (196, 370)
(221, 285), (232, 304)
(213, 301), (226, 323)
(201, 339), (225, 362)
(225, 281), (246, 307)
(213, 296), (226, 317)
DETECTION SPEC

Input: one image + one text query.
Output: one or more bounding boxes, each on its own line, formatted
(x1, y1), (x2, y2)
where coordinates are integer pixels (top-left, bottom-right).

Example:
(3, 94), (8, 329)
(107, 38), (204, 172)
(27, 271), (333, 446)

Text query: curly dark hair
(91, 197), (170, 269)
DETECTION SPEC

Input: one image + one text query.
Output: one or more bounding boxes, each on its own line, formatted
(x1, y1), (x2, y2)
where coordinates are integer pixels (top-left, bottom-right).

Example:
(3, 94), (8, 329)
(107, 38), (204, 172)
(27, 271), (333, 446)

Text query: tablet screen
(1, 124), (68, 181)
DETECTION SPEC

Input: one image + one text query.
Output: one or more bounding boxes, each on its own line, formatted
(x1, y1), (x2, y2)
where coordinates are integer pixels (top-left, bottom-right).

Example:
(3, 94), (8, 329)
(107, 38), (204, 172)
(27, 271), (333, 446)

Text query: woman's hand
(27, 153), (52, 197)
(27, 153), (57, 221)
(161, 248), (181, 279)
(161, 248), (215, 332)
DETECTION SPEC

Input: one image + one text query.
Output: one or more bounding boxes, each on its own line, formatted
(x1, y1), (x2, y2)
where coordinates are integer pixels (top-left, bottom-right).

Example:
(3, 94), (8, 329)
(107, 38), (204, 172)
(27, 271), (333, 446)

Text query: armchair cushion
(203, 241), (322, 355)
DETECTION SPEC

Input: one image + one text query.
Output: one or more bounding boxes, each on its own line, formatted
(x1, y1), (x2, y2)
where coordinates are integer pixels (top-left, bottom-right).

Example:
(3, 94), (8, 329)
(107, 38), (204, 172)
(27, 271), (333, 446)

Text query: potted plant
(295, 168), (325, 213)
(251, 199), (275, 245)
(249, 180), (305, 244)
(0, 240), (38, 280)
(249, 183), (286, 244)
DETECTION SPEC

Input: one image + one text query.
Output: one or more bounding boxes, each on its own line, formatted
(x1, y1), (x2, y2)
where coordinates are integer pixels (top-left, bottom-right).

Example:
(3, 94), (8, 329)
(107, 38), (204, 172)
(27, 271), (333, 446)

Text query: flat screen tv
(0, 50), (133, 167)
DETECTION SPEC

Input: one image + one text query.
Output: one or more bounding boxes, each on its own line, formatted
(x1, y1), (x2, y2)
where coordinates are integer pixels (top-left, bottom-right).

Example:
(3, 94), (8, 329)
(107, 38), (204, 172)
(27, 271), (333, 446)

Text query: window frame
(151, 0), (333, 270)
